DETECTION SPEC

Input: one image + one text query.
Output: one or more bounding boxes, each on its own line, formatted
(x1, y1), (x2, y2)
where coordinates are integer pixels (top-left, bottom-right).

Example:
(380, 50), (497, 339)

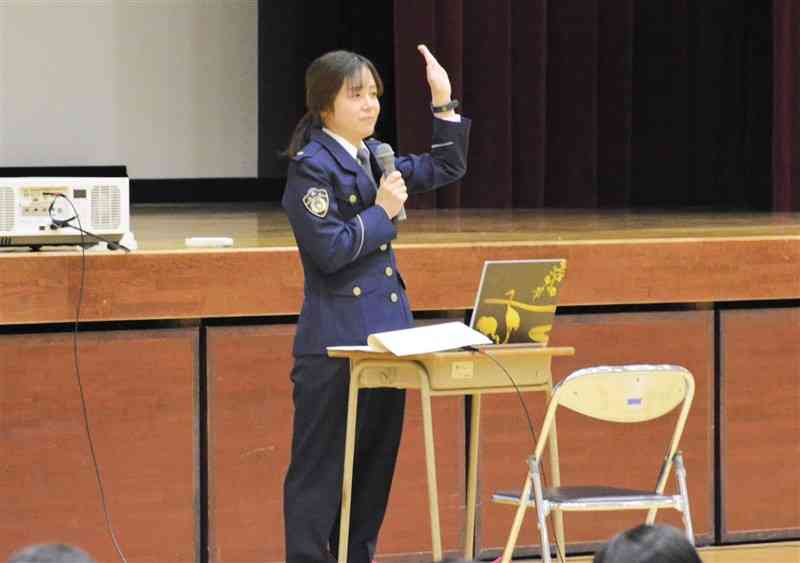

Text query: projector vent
(91, 185), (121, 229)
(0, 187), (15, 231)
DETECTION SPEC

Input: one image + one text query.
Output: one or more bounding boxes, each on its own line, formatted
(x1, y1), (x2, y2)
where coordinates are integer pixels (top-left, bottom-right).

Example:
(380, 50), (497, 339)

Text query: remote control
(185, 237), (234, 248)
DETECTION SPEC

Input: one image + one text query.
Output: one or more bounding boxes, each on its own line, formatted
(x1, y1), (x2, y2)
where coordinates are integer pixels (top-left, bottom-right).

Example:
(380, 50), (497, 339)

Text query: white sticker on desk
(451, 361), (475, 379)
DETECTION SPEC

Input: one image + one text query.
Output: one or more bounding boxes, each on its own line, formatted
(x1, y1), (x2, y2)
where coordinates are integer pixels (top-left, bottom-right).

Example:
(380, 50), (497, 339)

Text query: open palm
(417, 44), (452, 106)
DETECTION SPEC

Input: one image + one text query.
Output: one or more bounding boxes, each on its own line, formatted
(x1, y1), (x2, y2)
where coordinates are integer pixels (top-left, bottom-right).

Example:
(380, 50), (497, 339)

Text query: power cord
(47, 194), (130, 563)
(45, 193), (131, 252)
(468, 346), (566, 563)
(465, 346), (538, 449)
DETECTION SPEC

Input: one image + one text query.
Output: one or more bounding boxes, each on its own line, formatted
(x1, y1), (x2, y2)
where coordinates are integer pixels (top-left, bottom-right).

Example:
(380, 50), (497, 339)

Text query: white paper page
(326, 345), (380, 353)
(368, 322), (491, 356)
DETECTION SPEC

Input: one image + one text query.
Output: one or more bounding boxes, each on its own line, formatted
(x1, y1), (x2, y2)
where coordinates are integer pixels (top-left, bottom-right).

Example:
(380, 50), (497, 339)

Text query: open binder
(328, 321), (491, 357)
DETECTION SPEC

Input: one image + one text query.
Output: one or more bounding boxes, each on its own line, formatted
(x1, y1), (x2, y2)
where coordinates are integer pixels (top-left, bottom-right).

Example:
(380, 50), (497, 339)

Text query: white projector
(0, 177), (130, 249)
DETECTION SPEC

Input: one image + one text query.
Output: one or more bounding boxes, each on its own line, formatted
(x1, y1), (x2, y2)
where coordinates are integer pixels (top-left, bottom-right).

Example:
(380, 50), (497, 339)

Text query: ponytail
(285, 112), (320, 158)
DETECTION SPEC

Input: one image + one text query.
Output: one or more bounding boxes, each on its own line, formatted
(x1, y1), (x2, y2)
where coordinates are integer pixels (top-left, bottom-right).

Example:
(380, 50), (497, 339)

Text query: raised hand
(417, 44), (452, 107)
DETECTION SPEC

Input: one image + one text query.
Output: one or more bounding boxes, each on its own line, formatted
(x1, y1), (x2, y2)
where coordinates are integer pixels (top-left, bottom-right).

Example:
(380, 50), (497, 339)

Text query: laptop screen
(468, 259), (567, 345)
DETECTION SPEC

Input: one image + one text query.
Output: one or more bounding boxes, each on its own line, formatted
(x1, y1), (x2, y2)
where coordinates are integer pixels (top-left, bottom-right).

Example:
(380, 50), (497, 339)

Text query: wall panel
(206, 324), (465, 562)
(721, 307), (800, 541)
(0, 328), (198, 562)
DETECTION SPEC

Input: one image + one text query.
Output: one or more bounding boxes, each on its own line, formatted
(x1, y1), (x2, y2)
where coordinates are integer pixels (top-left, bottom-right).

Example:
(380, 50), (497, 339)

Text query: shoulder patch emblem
(302, 187), (329, 218)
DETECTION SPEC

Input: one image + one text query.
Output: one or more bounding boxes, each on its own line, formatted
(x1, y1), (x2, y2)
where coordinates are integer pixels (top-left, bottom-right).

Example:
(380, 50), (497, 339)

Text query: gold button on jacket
(352, 286), (362, 297)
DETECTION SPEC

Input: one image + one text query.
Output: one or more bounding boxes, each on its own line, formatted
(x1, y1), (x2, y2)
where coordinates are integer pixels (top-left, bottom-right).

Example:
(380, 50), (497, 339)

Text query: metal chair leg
(546, 413), (565, 562)
(674, 452), (695, 544)
(531, 459), (552, 563)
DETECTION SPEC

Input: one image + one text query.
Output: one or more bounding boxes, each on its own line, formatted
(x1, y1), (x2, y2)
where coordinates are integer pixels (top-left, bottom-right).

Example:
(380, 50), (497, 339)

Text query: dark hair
(285, 50), (384, 158)
(8, 544), (95, 563)
(593, 525), (700, 563)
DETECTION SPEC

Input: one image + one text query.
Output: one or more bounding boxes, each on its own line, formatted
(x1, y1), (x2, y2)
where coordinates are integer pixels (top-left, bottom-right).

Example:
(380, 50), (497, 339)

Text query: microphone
(374, 142), (406, 222)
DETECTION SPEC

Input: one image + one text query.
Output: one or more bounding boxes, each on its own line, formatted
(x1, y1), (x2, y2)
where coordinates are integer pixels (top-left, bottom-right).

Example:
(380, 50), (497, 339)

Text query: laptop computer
(468, 259), (567, 347)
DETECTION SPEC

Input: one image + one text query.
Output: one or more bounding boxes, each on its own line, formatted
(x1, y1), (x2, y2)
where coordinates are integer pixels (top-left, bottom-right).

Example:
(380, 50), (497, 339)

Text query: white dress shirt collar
(322, 127), (367, 161)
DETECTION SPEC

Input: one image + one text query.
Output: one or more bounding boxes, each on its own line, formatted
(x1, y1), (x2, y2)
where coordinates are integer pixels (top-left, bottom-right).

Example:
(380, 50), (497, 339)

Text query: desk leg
(338, 364), (360, 563)
(420, 378), (443, 561)
(465, 393), (481, 559)
(546, 385), (565, 562)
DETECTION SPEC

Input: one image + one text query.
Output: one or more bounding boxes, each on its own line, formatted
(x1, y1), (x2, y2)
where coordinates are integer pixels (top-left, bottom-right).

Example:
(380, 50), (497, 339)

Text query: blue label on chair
(627, 397), (643, 407)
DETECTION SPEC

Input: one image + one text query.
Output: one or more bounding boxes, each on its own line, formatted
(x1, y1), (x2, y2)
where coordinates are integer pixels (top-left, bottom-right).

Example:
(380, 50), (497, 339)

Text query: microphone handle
(381, 168), (407, 222)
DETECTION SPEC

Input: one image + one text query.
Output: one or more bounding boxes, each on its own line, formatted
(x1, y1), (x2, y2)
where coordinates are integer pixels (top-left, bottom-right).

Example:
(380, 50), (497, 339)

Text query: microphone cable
(47, 194), (130, 563)
(468, 346), (566, 563)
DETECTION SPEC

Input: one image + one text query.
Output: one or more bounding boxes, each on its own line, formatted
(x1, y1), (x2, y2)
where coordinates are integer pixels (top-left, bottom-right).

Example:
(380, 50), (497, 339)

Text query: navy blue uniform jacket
(283, 117), (471, 356)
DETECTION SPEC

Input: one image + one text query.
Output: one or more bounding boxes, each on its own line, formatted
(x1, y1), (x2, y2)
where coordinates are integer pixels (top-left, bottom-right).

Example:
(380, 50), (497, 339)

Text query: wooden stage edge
(564, 541), (800, 563)
(376, 541), (800, 563)
(1, 205), (799, 325)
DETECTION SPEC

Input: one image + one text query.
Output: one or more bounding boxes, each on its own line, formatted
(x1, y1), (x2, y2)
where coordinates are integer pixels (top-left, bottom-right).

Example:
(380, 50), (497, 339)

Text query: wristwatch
(431, 99), (460, 114)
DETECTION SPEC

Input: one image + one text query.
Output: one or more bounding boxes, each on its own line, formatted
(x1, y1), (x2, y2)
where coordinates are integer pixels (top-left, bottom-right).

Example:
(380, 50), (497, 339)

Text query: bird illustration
(503, 289), (521, 343)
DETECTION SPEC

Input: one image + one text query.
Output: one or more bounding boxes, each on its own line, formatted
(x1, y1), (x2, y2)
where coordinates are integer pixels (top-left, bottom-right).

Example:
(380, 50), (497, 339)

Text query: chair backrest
(533, 365), (695, 462)
(557, 365), (692, 422)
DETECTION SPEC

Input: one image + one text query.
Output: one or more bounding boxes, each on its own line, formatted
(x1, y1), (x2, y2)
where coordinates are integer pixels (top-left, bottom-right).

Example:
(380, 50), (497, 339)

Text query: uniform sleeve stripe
(352, 214), (366, 260)
(431, 141), (455, 149)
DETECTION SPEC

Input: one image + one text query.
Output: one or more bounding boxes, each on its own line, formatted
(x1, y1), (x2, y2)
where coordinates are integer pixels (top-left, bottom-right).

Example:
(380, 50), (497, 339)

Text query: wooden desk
(328, 345), (575, 562)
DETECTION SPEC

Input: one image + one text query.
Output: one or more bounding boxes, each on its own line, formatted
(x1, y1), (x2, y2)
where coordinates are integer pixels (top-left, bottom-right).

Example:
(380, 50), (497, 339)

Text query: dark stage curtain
(394, 0), (797, 211)
(258, 0), (395, 180)
(773, 0), (800, 211)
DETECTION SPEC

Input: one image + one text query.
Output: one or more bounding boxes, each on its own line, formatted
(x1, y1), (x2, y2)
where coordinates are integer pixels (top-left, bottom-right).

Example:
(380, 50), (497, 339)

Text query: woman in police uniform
(282, 45), (470, 563)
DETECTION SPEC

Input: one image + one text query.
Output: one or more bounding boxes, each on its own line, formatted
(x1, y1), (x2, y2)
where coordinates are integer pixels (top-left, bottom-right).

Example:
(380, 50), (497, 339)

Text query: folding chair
(493, 364), (695, 563)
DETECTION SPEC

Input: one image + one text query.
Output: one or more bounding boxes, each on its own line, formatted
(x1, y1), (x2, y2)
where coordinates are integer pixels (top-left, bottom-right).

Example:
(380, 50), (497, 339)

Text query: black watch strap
(431, 99), (460, 114)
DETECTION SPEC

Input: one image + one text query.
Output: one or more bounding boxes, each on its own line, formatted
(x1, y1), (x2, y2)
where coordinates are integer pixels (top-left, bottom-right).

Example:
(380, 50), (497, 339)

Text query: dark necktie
(357, 147), (377, 188)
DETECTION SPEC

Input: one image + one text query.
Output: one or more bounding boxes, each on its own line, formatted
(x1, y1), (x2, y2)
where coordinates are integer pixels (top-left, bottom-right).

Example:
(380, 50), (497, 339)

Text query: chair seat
(494, 485), (679, 509)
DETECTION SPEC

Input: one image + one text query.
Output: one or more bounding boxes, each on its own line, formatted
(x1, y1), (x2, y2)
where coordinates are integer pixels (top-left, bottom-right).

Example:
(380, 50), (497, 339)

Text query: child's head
(594, 524), (700, 563)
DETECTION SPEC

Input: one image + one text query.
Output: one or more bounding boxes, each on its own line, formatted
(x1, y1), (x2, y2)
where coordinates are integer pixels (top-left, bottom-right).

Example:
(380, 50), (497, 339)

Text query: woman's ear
(319, 110), (330, 128)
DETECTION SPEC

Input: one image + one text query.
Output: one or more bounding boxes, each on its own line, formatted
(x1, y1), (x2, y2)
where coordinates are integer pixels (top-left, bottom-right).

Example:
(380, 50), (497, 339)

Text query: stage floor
(562, 540), (800, 562)
(130, 202), (800, 250)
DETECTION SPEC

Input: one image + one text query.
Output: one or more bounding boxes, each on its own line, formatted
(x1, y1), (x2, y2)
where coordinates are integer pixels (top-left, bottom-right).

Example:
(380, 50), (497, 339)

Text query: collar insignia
(302, 187), (329, 218)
